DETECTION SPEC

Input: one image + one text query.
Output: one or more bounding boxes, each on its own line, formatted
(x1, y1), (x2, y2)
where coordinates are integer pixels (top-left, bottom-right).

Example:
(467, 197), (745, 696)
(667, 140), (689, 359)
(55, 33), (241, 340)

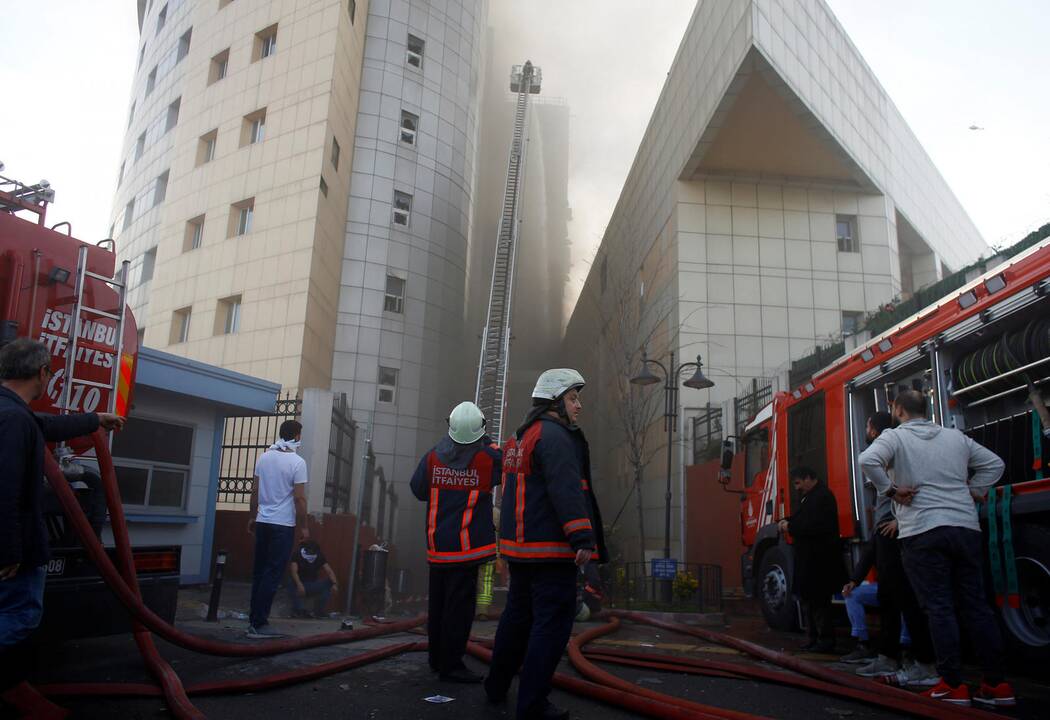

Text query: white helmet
(448, 401), (486, 444)
(531, 368), (585, 400)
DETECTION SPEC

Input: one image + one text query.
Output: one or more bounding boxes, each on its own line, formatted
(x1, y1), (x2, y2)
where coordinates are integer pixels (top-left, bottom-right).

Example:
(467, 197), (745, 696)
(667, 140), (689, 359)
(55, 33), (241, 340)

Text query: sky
(2, 0), (1048, 302)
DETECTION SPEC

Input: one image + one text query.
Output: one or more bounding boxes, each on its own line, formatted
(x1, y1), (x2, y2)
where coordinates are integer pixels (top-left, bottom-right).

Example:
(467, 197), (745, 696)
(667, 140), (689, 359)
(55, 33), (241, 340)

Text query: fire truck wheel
(1000, 523), (1050, 661)
(758, 545), (798, 631)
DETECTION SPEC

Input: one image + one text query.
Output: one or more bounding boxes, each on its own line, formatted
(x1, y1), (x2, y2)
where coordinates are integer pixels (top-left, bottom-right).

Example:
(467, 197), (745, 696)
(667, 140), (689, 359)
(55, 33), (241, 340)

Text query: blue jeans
(845, 581), (911, 645)
(288, 578), (334, 616)
(0, 565), (46, 648)
(249, 522), (294, 628)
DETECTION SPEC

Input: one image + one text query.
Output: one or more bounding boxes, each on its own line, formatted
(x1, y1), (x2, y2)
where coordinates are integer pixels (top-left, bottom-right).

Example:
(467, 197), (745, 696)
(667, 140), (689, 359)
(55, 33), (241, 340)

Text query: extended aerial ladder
(474, 61), (542, 442)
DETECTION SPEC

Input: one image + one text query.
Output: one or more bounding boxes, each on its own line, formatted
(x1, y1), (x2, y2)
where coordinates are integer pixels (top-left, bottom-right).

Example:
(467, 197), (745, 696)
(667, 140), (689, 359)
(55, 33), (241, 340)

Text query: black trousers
(427, 564), (479, 673)
(901, 526), (1005, 686)
(804, 595), (834, 644)
(486, 562), (577, 718)
(874, 532), (934, 663)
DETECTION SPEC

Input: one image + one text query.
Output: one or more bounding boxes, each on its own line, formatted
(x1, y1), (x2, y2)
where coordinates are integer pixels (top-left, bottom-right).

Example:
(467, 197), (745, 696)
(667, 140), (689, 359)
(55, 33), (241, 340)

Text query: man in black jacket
(0, 339), (124, 657)
(778, 465), (846, 652)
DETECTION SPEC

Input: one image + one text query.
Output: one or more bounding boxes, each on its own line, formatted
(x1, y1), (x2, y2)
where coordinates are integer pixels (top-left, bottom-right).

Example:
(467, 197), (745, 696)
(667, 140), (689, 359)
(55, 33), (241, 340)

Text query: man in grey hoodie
(859, 390), (1013, 708)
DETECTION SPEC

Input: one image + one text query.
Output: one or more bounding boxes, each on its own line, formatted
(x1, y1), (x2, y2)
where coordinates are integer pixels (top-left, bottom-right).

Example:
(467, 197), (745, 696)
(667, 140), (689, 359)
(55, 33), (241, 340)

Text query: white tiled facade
(567, 0), (989, 559)
(333, 0), (488, 562)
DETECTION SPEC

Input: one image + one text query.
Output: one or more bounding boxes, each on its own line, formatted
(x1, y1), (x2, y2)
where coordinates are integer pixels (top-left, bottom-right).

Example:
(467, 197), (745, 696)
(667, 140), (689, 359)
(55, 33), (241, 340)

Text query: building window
(842, 310), (864, 337)
(229, 197), (254, 236)
(165, 97), (181, 132)
(138, 44), (146, 68)
(219, 0), (235, 8)
(399, 110), (419, 145)
(377, 366), (398, 404)
(406, 34), (424, 69)
(348, 0), (356, 24)
(216, 295), (242, 335)
(836, 214), (859, 253)
(123, 198), (136, 230)
(392, 190), (412, 226)
(196, 129), (217, 166)
(135, 131), (147, 161)
(184, 215), (204, 251)
(170, 307), (191, 344)
(254, 24), (278, 61)
(153, 170), (169, 206)
(112, 418), (193, 509)
(118, 161), (126, 187)
(176, 28), (192, 62)
(241, 108), (266, 146)
(128, 100), (136, 129)
(319, 176), (328, 197)
(141, 247), (157, 284)
(330, 137), (340, 170)
(156, 4), (167, 35)
(145, 66), (157, 96)
(208, 49), (229, 84)
(384, 275), (405, 313)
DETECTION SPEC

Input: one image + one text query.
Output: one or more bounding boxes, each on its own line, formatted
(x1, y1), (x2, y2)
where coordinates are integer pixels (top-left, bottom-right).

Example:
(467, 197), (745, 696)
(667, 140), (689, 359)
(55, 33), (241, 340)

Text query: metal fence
(324, 393), (357, 513)
(691, 405), (723, 465)
(610, 562), (722, 613)
(217, 391), (301, 505)
(733, 378), (772, 431)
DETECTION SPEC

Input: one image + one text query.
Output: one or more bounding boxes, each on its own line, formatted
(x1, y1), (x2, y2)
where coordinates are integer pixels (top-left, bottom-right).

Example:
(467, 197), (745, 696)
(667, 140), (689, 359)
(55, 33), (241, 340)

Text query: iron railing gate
(325, 393), (357, 513)
(217, 391), (301, 505)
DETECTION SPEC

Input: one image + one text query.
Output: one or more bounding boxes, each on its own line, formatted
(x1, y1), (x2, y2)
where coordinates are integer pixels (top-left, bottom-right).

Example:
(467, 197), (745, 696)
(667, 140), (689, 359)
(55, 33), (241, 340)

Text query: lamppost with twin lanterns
(629, 348), (714, 603)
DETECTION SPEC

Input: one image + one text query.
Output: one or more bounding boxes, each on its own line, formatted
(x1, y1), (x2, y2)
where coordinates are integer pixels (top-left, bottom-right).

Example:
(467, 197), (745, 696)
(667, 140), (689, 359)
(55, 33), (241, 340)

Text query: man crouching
(411, 401), (501, 682)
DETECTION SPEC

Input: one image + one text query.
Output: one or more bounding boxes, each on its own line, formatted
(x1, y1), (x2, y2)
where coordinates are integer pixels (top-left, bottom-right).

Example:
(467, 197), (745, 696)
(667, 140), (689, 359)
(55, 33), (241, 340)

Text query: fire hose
(26, 431), (1008, 720)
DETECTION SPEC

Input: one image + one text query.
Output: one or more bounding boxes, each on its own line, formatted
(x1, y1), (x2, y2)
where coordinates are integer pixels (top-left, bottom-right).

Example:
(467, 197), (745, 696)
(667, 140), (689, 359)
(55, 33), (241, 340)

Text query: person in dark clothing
(485, 369), (607, 720)
(844, 412), (937, 685)
(287, 540), (338, 618)
(411, 401), (502, 683)
(778, 465), (845, 653)
(0, 339), (124, 692)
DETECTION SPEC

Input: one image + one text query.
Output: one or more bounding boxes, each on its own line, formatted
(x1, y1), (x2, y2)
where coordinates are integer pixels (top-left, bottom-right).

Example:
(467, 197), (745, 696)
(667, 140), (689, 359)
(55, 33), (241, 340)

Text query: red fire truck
(1, 167), (179, 639)
(728, 237), (1050, 659)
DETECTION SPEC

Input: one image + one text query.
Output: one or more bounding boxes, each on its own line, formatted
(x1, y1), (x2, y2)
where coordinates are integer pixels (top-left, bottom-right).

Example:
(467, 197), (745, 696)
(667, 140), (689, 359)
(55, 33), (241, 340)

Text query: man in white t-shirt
(246, 420), (308, 638)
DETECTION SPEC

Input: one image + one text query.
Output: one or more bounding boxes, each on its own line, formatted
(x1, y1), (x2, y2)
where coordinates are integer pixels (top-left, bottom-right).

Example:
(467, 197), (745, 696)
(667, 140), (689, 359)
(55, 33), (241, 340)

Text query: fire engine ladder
(474, 61), (541, 443)
(58, 244), (130, 418)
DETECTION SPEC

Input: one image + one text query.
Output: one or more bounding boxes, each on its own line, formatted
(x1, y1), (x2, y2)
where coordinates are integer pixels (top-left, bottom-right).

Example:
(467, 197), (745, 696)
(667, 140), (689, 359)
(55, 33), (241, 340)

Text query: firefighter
(485, 369), (607, 720)
(410, 401), (501, 683)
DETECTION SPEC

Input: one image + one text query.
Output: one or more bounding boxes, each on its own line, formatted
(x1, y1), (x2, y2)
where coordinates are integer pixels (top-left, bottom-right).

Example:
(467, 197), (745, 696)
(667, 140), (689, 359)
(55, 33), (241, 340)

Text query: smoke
(487, 1), (697, 308)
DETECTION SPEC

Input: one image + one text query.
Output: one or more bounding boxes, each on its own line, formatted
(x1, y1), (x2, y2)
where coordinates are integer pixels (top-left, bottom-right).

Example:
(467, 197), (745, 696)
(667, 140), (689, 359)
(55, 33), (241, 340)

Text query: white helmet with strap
(447, 401), (487, 444)
(531, 368), (585, 400)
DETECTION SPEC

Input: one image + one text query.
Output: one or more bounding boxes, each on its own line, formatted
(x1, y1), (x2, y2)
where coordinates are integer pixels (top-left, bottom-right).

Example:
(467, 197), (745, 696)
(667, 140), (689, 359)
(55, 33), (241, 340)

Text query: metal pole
(345, 438), (374, 616)
(205, 549), (227, 621)
(662, 352), (675, 603)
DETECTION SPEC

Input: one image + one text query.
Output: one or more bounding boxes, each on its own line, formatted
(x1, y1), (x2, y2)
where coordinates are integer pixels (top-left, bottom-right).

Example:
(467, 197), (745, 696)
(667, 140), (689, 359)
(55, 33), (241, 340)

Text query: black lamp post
(630, 349), (714, 603)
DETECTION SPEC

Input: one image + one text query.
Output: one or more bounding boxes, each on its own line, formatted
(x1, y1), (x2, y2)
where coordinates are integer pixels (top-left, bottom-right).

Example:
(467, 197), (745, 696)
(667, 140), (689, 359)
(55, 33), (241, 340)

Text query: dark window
(836, 214), (859, 253)
(113, 418), (193, 465)
(116, 466), (149, 505)
(785, 391), (827, 511)
(743, 428), (770, 488)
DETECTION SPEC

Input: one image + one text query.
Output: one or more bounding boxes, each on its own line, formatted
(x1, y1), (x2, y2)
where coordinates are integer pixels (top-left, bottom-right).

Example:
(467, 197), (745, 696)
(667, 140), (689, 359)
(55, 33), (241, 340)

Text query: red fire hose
(604, 611), (1004, 720)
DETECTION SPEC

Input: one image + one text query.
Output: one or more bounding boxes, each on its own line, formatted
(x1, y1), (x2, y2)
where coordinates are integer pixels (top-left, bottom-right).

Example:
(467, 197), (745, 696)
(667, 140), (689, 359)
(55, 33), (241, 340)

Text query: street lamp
(630, 349), (714, 603)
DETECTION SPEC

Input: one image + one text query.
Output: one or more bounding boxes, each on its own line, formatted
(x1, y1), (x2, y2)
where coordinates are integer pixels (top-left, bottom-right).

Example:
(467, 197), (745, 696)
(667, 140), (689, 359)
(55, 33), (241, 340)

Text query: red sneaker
(973, 681), (1016, 708)
(922, 679), (971, 706)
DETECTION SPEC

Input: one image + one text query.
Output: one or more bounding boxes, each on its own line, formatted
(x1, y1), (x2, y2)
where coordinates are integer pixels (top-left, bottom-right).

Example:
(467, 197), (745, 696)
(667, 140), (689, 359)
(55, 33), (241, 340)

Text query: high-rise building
(110, 0), (490, 568)
(566, 0), (989, 560)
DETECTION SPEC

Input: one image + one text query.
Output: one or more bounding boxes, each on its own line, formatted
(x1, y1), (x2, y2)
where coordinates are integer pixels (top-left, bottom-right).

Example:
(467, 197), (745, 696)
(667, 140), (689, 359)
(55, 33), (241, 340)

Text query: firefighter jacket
(499, 415), (608, 564)
(411, 435), (501, 565)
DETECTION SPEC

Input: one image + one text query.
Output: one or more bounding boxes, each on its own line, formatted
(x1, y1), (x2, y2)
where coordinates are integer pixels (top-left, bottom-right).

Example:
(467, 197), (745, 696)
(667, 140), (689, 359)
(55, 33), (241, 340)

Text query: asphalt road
(7, 590), (1050, 719)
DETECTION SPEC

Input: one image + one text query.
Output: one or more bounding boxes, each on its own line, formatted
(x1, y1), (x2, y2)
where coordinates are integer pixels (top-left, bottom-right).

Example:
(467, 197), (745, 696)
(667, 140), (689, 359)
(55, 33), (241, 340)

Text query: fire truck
(1, 166), (179, 639)
(727, 236), (1050, 659)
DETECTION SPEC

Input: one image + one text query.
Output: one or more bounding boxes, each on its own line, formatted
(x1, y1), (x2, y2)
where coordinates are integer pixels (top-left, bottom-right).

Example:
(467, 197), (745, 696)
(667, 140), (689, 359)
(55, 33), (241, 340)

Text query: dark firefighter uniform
(410, 433), (501, 678)
(485, 415), (607, 718)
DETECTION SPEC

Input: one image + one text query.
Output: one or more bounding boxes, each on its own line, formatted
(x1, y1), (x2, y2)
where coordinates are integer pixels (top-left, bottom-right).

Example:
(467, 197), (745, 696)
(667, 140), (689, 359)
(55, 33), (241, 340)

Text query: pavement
(6, 584), (1050, 719)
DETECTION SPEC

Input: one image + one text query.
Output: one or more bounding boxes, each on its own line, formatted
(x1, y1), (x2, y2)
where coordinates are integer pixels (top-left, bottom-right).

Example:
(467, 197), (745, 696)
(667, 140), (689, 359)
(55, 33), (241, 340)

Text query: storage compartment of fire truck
(847, 278), (1050, 658)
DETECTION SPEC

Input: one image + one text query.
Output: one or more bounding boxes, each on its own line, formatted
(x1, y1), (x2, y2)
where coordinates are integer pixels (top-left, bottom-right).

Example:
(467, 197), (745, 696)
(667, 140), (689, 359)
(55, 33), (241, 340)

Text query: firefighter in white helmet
(410, 401), (502, 683)
(484, 369), (607, 720)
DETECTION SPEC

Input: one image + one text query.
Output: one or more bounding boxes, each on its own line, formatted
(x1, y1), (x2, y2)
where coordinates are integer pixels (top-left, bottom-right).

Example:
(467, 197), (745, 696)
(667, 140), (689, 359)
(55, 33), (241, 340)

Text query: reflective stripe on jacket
(410, 437), (501, 565)
(499, 416), (607, 564)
